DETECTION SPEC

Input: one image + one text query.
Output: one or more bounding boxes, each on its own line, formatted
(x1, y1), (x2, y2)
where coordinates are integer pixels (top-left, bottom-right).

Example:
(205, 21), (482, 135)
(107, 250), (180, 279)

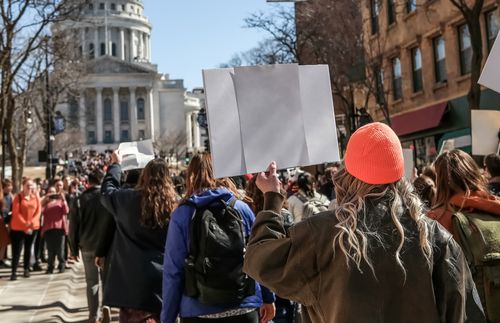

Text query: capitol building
(54, 0), (203, 154)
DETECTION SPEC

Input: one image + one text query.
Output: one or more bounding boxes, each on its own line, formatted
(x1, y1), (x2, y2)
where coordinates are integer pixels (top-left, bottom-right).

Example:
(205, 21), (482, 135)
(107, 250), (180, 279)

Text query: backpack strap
(295, 192), (309, 204)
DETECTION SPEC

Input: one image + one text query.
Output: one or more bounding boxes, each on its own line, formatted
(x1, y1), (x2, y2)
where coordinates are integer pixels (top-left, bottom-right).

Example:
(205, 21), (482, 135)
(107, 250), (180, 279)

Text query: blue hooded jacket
(161, 188), (275, 323)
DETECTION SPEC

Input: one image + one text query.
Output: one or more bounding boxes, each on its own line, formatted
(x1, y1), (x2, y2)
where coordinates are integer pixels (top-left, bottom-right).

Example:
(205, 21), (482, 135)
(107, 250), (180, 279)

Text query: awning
(391, 102), (448, 136)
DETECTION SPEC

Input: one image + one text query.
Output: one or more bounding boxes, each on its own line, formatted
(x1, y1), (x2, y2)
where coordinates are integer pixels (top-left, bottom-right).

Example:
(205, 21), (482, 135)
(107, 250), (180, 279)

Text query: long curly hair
(136, 159), (177, 229)
(332, 167), (432, 278)
(183, 153), (246, 202)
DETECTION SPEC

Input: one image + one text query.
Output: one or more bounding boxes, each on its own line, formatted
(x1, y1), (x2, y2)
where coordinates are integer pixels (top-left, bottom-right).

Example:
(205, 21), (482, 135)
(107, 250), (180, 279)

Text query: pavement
(0, 260), (119, 323)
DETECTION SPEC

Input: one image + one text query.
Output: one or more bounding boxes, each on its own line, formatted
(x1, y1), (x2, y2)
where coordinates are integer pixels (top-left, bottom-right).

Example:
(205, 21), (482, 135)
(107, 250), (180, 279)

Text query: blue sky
(144, 0), (292, 90)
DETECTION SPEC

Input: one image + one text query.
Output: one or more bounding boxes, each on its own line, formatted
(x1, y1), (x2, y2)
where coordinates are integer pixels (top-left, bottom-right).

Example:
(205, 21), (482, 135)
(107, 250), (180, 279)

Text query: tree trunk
(468, 19), (483, 109)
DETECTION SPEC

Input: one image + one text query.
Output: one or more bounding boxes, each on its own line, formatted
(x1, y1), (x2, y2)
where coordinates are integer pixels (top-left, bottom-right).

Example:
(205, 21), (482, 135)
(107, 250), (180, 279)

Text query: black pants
(34, 230), (45, 262)
(10, 230), (37, 273)
(44, 229), (65, 269)
(181, 310), (259, 323)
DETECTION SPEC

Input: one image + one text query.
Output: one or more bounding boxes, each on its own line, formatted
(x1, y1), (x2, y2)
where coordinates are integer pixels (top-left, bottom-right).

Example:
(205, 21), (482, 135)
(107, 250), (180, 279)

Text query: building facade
(361, 0), (500, 167)
(54, 0), (203, 153)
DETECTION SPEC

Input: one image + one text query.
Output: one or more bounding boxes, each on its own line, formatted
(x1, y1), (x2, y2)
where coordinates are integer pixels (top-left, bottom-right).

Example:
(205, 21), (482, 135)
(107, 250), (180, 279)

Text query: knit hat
(344, 122), (404, 184)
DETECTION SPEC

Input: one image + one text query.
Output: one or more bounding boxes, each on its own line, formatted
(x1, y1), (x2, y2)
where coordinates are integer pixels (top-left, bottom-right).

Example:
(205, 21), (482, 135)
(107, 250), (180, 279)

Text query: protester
(162, 153), (276, 323)
(429, 149), (500, 321)
(484, 153), (500, 196)
(287, 172), (329, 223)
(69, 170), (114, 323)
(101, 152), (177, 322)
(412, 175), (436, 209)
(10, 178), (41, 280)
(41, 186), (69, 274)
(0, 184), (9, 264)
(429, 150), (500, 233)
(243, 123), (485, 323)
(1, 179), (14, 265)
(318, 164), (339, 200)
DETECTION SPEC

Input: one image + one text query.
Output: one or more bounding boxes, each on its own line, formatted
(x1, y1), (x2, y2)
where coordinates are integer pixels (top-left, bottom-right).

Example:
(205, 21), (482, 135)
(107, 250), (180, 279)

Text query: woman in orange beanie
(10, 178), (41, 280)
(243, 122), (485, 323)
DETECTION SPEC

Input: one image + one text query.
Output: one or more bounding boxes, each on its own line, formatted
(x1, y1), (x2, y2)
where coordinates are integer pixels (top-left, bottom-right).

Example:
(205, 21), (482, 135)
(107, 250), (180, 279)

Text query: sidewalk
(0, 261), (118, 323)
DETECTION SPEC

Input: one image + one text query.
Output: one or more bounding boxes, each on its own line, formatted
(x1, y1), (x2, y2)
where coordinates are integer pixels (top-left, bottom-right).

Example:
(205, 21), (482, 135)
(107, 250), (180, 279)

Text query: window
(100, 42), (106, 56)
(122, 4), (126, 11)
(121, 130), (129, 141)
(486, 10), (499, 51)
(89, 3), (94, 10)
(458, 24), (472, 75)
(112, 43), (117, 56)
(104, 99), (112, 121)
(120, 101), (129, 121)
(387, 0), (396, 25)
(433, 35), (447, 83)
(392, 57), (402, 100)
(138, 129), (145, 140)
(370, 0), (379, 34)
(89, 43), (95, 59)
(104, 130), (113, 143)
(99, 2), (105, 10)
(374, 67), (385, 104)
(137, 98), (145, 120)
(110, 3), (116, 10)
(411, 47), (423, 92)
(406, 0), (416, 13)
(87, 131), (96, 144)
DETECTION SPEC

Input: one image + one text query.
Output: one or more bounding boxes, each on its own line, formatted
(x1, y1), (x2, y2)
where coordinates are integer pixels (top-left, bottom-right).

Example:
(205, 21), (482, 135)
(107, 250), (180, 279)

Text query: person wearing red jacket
(41, 186), (69, 274)
(10, 178), (41, 280)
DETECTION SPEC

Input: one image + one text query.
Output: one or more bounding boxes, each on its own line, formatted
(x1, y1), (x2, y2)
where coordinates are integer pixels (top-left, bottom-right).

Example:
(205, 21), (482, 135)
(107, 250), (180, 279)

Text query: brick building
(361, 0), (500, 168)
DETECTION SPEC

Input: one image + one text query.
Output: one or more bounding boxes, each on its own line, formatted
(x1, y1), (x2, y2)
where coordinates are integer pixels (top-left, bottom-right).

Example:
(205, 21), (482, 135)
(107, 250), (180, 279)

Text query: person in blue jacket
(162, 153), (276, 323)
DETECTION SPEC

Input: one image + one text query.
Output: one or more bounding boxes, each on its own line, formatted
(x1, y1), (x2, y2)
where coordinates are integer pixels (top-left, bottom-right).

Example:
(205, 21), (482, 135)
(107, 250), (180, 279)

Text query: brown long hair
(433, 149), (488, 212)
(184, 153), (242, 201)
(333, 167), (432, 278)
(136, 159), (177, 228)
(245, 175), (288, 214)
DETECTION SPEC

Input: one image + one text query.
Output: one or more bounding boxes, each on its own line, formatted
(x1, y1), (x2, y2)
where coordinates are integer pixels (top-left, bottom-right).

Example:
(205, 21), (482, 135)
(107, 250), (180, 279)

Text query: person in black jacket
(101, 152), (177, 322)
(69, 170), (114, 323)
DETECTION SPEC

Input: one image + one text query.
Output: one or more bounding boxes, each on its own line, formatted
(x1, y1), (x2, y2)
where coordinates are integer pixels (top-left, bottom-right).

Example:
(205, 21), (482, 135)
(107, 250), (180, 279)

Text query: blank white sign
(479, 32), (500, 94)
(202, 64), (340, 178)
(471, 110), (500, 155)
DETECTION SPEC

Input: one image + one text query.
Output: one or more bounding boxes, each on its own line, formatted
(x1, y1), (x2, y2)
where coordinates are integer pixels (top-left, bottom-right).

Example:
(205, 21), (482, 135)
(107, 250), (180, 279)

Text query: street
(0, 262), (117, 323)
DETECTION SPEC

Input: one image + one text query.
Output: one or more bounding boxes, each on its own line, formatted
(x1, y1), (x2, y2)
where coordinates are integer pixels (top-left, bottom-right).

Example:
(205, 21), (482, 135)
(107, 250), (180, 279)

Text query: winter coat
(161, 188), (275, 323)
(11, 193), (41, 232)
(101, 164), (168, 314)
(69, 186), (114, 254)
(244, 192), (485, 323)
(41, 198), (69, 236)
(428, 191), (500, 234)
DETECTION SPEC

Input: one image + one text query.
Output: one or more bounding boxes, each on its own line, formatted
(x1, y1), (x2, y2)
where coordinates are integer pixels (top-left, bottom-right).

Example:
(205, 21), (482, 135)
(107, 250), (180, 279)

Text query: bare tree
(0, 0), (84, 189)
(154, 130), (188, 164)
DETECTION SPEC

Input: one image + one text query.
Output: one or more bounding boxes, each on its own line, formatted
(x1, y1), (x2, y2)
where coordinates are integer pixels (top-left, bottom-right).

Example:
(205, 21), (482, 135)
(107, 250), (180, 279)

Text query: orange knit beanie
(344, 122), (404, 184)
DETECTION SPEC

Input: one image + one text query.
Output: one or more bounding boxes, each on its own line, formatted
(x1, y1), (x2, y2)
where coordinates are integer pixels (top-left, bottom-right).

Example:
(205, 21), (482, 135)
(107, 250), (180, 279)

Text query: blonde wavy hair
(332, 167), (432, 278)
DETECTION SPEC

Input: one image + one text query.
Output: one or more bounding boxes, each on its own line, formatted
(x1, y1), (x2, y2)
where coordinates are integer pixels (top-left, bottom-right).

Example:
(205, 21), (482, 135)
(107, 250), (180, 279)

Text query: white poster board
(203, 64), (340, 178)
(479, 33), (500, 94)
(403, 149), (414, 181)
(471, 110), (500, 155)
(118, 139), (155, 171)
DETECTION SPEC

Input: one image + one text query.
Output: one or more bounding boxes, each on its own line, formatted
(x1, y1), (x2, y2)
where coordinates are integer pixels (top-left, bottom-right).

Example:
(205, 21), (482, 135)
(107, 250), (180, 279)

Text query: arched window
(89, 43), (95, 59)
(104, 98), (112, 122)
(112, 43), (117, 57)
(100, 42), (106, 56)
(137, 98), (145, 120)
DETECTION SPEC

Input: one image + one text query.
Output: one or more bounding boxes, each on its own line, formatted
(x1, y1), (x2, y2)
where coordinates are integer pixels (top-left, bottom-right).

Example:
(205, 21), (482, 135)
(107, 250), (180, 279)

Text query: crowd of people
(0, 122), (499, 323)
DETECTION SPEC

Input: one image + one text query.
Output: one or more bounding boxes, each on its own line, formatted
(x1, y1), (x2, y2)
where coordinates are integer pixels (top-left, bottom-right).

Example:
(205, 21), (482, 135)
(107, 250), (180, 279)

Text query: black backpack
(183, 198), (255, 305)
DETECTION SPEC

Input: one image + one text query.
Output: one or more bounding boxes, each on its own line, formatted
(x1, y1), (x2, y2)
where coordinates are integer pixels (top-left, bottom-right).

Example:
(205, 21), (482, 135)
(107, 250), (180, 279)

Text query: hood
(187, 188), (234, 209)
(450, 191), (500, 216)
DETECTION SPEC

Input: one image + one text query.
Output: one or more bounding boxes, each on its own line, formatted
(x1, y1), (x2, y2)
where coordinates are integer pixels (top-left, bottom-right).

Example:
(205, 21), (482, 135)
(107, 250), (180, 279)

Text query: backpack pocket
(482, 253), (500, 322)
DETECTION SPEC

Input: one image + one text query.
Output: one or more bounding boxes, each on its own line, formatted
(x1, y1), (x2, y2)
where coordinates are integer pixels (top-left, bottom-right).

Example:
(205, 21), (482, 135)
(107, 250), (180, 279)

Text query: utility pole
(1, 128), (6, 179)
(44, 38), (53, 182)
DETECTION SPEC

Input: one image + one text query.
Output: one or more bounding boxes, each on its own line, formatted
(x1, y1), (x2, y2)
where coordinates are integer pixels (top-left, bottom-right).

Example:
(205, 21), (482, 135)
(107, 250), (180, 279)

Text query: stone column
(130, 29), (135, 61)
(186, 112), (193, 149)
(129, 87), (137, 140)
(79, 90), (86, 143)
(113, 87), (120, 143)
(96, 88), (103, 143)
(81, 29), (86, 59)
(108, 27), (113, 56)
(146, 35), (151, 62)
(193, 111), (200, 149)
(146, 87), (154, 139)
(119, 28), (125, 60)
(94, 27), (99, 57)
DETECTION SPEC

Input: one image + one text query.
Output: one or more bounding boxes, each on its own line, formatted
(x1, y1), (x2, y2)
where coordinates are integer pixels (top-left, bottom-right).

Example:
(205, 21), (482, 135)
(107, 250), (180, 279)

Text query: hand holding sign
(256, 161), (281, 194)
